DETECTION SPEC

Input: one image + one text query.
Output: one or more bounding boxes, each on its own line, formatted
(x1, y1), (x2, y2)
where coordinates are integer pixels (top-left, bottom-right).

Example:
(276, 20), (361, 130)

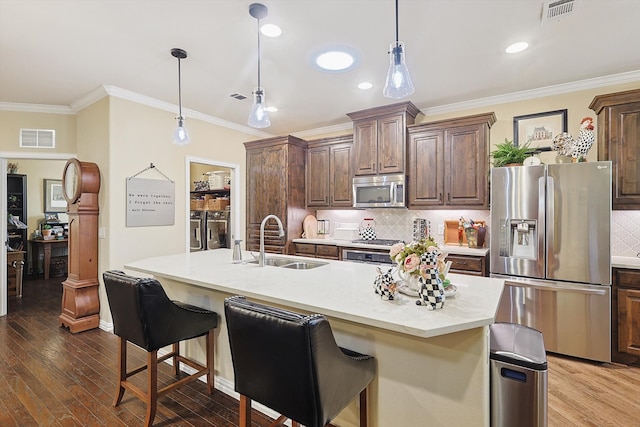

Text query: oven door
(342, 249), (394, 265)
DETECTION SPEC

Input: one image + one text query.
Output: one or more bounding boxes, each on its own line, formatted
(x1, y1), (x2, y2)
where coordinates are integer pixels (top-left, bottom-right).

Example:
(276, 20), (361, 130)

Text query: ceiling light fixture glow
(316, 51), (354, 71)
(358, 82), (373, 90)
(505, 42), (529, 53)
(261, 23), (282, 37)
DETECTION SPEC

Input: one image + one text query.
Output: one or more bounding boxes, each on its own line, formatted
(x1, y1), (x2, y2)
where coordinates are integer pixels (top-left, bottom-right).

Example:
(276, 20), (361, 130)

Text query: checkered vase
(417, 272), (446, 310)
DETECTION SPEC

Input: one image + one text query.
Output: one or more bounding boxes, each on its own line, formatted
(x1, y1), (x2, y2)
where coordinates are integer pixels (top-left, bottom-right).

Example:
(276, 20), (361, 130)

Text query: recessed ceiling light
(265, 106), (278, 112)
(358, 82), (373, 90)
(315, 51), (355, 71)
(261, 24), (281, 37)
(505, 42), (529, 54)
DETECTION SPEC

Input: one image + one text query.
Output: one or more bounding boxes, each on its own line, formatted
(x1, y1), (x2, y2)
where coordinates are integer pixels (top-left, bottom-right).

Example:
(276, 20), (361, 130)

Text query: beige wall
(0, 110), (76, 152)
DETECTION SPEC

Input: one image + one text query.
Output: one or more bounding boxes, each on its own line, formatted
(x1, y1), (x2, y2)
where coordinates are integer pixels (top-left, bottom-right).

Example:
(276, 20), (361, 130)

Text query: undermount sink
(246, 257), (328, 270)
(280, 261), (328, 270)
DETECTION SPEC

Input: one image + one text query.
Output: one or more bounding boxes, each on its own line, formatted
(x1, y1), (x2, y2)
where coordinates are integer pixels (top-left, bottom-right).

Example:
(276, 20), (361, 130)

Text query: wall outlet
(437, 224), (445, 235)
(98, 227), (106, 238)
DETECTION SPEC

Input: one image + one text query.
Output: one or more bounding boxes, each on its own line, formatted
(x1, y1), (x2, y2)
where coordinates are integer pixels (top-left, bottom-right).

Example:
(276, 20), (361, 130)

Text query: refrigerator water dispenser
(498, 219), (537, 259)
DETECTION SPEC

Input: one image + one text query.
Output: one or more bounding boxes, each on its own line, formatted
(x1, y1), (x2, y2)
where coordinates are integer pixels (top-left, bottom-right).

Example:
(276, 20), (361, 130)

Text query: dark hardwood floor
(2, 276), (640, 426)
(0, 276), (274, 427)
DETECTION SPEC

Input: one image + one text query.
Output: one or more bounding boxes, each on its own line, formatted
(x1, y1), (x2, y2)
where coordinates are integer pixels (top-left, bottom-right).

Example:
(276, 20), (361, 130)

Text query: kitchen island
(125, 249), (504, 427)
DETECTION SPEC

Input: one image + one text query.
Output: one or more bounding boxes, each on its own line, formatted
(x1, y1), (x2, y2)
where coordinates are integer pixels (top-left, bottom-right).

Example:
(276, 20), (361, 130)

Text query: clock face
(63, 159), (81, 203)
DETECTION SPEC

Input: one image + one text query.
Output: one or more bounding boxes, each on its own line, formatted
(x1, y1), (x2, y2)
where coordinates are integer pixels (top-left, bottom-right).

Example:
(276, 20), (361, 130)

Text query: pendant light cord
(177, 57), (183, 119)
(394, 0), (399, 43)
(256, 17), (261, 88)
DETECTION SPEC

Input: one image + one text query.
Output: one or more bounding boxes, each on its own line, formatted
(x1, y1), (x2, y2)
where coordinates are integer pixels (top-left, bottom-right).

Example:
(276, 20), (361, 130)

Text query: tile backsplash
(318, 209), (640, 257)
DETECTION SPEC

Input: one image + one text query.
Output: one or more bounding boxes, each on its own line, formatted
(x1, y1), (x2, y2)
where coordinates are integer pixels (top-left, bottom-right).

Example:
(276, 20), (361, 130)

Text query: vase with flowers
(389, 237), (450, 292)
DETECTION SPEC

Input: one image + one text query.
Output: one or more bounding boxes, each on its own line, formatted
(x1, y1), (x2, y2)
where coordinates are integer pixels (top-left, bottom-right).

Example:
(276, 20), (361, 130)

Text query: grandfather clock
(59, 158), (101, 333)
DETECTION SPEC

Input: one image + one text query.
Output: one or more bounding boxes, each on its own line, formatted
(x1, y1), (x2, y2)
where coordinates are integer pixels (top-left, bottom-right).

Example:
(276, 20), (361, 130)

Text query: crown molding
(0, 102), (74, 114)
(420, 70), (640, 116)
(3, 71), (639, 134)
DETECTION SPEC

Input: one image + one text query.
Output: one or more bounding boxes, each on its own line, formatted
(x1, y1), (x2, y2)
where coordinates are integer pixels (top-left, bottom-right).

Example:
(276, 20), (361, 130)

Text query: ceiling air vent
(541, 0), (576, 25)
(230, 93), (247, 100)
(20, 129), (55, 148)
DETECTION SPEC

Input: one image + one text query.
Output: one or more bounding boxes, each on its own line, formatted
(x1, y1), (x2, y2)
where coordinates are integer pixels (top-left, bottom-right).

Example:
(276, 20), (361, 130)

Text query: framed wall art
(44, 179), (67, 213)
(513, 109), (568, 151)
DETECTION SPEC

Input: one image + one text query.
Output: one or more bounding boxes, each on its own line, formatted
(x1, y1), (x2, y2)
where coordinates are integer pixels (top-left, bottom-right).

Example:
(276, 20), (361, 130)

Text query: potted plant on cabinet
(490, 138), (534, 167)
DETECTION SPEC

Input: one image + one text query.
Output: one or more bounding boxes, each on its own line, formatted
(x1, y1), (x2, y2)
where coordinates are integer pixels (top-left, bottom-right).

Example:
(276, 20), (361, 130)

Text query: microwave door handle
(390, 183), (395, 203)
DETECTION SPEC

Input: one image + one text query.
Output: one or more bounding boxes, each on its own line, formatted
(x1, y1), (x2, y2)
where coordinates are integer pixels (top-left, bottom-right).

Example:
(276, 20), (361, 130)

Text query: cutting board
(302, 215), (318, 239)
(444, 220), (486, 245)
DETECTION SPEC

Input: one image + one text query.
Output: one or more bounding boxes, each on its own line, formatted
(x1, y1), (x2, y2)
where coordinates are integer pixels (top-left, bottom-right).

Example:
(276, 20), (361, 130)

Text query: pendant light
(383, 0), (415, 99)
(171, 48), (190, 145)
(247, 3), (271, 129)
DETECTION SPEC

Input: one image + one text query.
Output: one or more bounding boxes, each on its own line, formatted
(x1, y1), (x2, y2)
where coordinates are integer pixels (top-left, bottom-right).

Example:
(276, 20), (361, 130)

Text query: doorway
(1, 152), (76, 317)
(185, 156), (241, 254)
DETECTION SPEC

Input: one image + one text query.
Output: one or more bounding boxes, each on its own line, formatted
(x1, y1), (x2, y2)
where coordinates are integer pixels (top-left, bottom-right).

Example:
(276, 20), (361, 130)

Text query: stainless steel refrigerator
(491, 161), (612, 363)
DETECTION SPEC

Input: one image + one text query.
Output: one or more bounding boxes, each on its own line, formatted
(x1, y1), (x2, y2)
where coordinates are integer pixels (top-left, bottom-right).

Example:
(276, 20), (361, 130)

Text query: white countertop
(125, 249), (504, 339)
(612, 256), (640, 269)
(293, 238), (490, 256)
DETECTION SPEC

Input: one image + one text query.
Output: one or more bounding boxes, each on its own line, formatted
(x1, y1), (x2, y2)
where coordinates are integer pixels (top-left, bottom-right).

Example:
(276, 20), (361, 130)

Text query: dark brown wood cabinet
(306, 135), (353, 208)
(7, 174), (27, 261)
(347, 101), (421, 176)
(589, 88), (640, 209)
(445, 253), (489, 277)
(407, 112), (496, 209)
(245, 135), (313, 254)
(293, 242), (340, 260)
(612, 267), (640, 365)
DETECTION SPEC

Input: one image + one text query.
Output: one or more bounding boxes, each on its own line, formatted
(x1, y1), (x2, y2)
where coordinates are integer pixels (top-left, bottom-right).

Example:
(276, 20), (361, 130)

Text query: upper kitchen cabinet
(244, 135), (312, 254)
(306, 135), (353, 208)
(589, 88), (640, 209)
(347, 101), (421, 176)
(407, 112), (496, 209)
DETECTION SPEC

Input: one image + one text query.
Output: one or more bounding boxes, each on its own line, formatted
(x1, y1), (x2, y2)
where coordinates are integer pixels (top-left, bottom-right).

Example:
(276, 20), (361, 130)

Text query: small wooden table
(29, 238), (68, 280)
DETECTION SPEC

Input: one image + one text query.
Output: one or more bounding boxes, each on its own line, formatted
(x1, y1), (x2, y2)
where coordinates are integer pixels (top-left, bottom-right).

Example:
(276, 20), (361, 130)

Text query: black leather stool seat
(103, 270), (218, 427)
(224, 295), (376, 427)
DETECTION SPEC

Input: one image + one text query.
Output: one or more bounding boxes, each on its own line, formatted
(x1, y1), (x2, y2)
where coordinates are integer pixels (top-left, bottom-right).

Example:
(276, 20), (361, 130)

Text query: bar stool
(224, 295), (376, 427)
(103, 270), (218, 427)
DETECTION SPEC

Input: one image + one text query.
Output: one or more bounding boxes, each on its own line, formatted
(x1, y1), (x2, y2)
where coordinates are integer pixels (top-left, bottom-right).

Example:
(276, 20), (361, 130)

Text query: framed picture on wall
(44, 179), (67, 213)
(513, 109), (568, 151)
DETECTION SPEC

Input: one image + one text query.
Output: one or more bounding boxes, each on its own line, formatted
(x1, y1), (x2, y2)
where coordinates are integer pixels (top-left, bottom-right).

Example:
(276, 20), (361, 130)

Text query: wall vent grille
(542, 0), (576, 24)
(20, 129), (55, 148)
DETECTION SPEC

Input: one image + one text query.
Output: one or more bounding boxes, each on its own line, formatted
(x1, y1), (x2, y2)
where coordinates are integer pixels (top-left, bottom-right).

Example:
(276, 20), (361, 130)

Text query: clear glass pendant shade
(383, 41), (415, 99)
(247, 88), (271, 128)
(173, 117), (190, 146)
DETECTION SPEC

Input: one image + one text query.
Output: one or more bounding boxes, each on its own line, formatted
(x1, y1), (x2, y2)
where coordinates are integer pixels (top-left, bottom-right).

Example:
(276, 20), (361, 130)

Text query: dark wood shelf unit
(7, 174), (28, 260)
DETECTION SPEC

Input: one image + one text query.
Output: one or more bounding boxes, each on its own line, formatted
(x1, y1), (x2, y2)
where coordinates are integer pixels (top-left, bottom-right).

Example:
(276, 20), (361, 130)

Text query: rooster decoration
(551, 117), (595, 160)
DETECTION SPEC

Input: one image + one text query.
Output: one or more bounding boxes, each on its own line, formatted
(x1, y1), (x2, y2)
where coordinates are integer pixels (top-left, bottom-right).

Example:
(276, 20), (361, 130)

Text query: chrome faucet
(259, 214), (285, 267)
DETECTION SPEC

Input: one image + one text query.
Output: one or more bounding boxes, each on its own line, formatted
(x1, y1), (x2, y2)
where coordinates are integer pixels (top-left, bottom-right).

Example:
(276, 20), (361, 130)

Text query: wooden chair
(224, 295), (376, 427)
(103, 270), (218, 427)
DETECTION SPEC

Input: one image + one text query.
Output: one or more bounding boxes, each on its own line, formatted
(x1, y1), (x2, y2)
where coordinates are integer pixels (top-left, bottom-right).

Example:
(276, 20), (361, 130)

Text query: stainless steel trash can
(490, 322), (548, 427)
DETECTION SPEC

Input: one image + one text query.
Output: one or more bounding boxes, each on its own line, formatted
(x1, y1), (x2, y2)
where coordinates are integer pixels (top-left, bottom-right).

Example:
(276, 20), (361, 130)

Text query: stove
(351, 239), (403, 246)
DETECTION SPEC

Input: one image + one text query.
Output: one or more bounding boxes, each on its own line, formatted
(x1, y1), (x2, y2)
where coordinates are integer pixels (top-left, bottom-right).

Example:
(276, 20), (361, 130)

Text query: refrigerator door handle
(545, 175), (554, 268)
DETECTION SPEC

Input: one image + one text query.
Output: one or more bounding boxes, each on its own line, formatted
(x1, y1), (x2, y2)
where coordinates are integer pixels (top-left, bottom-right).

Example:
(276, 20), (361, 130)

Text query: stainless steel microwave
(352, 174), (406, 208)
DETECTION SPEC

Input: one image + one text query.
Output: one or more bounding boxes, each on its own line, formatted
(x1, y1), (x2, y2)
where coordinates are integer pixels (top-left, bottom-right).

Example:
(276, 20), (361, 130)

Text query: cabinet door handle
(439, 192), (443, 202)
